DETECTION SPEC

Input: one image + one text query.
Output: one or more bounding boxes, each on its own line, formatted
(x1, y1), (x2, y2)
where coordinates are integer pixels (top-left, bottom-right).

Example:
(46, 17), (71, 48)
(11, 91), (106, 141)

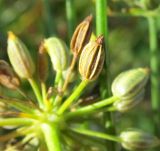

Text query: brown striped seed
(0, 60), (20, 89)
(7, 32), (35, 79)
(79, 35), (105, 81)
(70, 15), (92, 56)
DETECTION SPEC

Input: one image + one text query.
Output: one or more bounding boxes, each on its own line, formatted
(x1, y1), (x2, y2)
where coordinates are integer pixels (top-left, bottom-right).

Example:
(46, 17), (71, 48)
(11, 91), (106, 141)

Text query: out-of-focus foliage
(0, 0), (160, 150)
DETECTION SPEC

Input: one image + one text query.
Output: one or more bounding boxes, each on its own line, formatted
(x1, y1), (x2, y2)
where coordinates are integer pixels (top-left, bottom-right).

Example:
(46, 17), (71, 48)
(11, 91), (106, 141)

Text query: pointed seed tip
(8, 31), (16, 40)
(96, 35), (104, 44)
(85, 14), (93, 22)
(39, 41), (45, 53)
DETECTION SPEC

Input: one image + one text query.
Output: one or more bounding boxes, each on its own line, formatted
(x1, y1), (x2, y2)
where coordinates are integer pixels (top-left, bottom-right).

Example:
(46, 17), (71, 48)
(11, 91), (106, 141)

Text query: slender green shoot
(0, 118), (35, 126)
(41, 82), (47, 101)
(58, 80), (89, 114)
(70, 127), (122, 143)
(28, 78), (43, 107)
(148, 16), (160, 134)
(65, 96), (119, 119)
(54, 71), (62, 86)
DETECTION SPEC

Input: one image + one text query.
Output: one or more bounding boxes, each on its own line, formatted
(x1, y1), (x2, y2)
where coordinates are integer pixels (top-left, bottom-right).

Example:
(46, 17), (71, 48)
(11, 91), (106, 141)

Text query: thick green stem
(58, 80), (89, 114)
(70, 127), (122, 143)
(65, 96), (118, 119)
(96, 0), (116, 150)
(66, 0), (76, 40)
(41, 123), (62, 151)
(28, 78), (43, 107)
(148, 17), (159, 109)
(148, 17), (160, 134)
(0, 118), (35, 126)
(96, 0), (108, 41)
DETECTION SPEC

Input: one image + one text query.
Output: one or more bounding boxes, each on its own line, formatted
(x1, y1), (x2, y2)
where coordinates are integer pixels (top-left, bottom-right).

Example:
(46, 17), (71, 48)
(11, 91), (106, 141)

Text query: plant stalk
(65, 96), (118, 119)
(41, 123), (62, 151)
(62, 54), (77, 92)
(148, 17), (160, 135)
(70, 127), (122, 143)
(41, 82), (47, 100)
(28, 78), (43, 107)
(53, 55), (77, 107)
(58, 80), (89, 114)
(0, 118), (35, 126)
(96, 0), (116, 150)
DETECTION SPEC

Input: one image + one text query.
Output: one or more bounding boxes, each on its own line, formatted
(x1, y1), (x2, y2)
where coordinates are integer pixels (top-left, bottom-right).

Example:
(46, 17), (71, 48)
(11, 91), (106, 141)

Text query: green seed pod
(79, 35), (105, 81)
(44, 37), (69, 72)
(38, 42), (48, 82)
(113, 89), (144, 112)
(0, 60), (20, 89)
(111, 68), (149, 98)
(70, 15), (92, 56)
(120, 129), (159, 150)
(7, 32), (35, 79)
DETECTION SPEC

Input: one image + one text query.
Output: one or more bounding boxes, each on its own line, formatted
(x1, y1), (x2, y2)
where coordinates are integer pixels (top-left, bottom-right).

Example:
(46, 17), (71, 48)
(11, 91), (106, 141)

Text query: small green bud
(70, 15), (92, 56)
(120, 129), (160, 150)
(44, 37), (69, 72)
(38, 42), (48, 82)
(79, 35), (105, 81)
(111, 68), (149, 98)
(0, 60), (20, 89)
(113, 89), (144, 112)
(7, 32), (35, 79)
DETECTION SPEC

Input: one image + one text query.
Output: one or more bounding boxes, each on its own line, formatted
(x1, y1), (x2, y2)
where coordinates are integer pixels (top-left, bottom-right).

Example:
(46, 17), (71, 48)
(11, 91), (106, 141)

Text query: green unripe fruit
(7, 32), (35, 79)
(113, 89), (145, 112)
(111, 68), (149, 98)
(44, 37), (69, 72)
(120, 129), (159, 150)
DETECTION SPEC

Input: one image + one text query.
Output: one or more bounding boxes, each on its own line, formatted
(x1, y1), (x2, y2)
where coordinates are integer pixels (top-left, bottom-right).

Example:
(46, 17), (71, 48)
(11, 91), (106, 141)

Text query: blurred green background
(0, 0), (160, 150)
(0, 0), (154, 76)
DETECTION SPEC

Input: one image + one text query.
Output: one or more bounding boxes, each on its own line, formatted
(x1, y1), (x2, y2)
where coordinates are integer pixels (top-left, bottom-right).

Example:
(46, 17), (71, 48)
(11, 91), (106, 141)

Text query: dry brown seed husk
(0, 60), (20, 89)
(70, 15), (92, 56)
(79, 35), (105, 81)
(38, 42), (48, 82)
